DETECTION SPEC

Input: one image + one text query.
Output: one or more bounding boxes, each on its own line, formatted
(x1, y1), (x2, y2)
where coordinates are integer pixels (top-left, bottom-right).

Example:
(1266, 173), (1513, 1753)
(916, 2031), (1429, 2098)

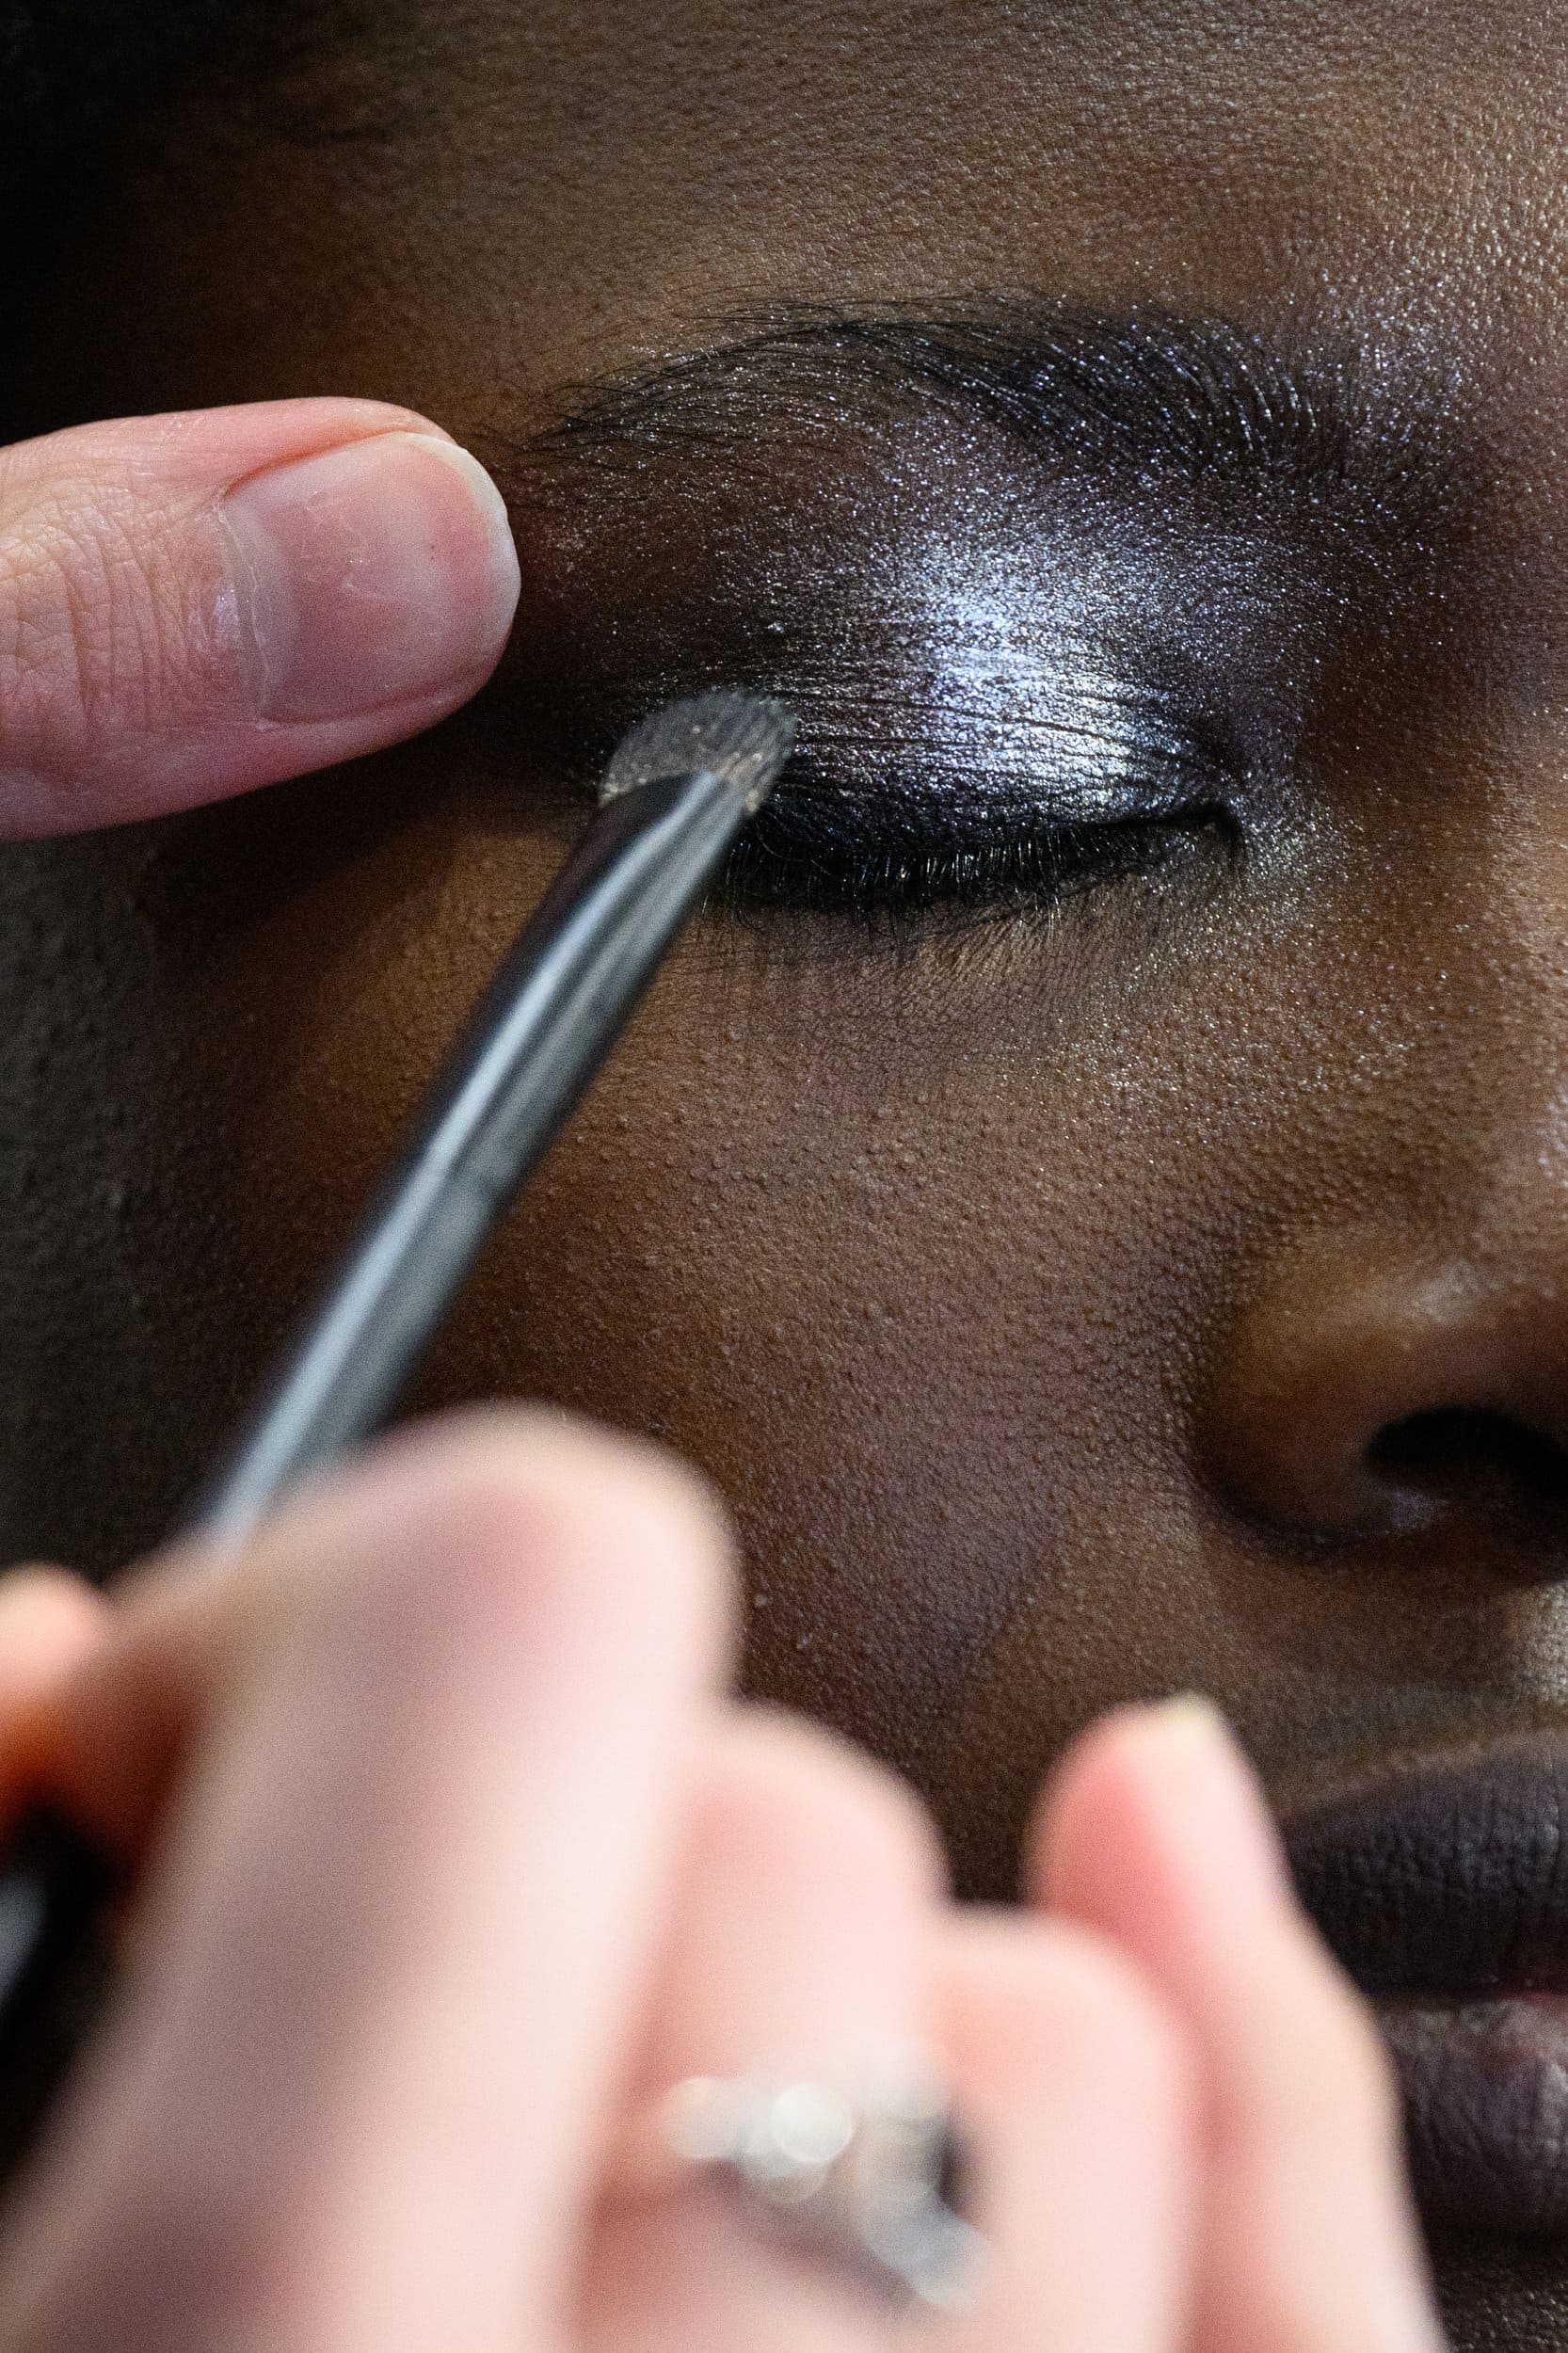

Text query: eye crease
(504, 299), (1462, 926)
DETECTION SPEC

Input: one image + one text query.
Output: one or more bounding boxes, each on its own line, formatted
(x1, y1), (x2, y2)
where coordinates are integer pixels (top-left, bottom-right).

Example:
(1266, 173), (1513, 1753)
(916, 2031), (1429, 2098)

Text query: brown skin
(5, 0), (1568, 2341)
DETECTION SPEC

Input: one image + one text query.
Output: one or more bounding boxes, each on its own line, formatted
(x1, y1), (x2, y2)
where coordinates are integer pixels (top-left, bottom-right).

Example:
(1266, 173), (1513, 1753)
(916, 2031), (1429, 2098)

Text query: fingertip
(1026, 1721), (1443, 2353)
(218, 425), (519, 728)
(260, 1406), (741, 1708)
(1023, 1699), (1161, 1910)
(943, 1910), (1198, 2137)
(0, 400), (520, 834)
(693, 1705), (949, 1914)
(0, 1564), (110, 1688)
(361, 1402), (739, 1601)
(1029, 1694), (1290, 1928)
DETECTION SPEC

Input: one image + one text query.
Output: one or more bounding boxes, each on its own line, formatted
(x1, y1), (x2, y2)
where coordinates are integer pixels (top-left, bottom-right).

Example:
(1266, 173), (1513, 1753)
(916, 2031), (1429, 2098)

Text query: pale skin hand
(0, 1413), (1446, 2353)
(0, 398), (520, 834)
(0, 406), (1448, 2345)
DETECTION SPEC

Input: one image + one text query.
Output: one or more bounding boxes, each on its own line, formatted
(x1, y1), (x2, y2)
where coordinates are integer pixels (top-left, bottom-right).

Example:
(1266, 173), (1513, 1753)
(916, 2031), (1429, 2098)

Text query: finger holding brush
(0, 687), (797, 2177)
(0, 1422), (1440, 2353)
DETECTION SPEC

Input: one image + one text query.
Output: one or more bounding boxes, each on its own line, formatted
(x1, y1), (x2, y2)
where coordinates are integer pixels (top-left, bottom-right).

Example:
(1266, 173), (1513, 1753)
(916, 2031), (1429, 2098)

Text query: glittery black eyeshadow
(719, 786), (1238, 920)
(710, 655), (1242, 918)
(503, 298), (1457, 927)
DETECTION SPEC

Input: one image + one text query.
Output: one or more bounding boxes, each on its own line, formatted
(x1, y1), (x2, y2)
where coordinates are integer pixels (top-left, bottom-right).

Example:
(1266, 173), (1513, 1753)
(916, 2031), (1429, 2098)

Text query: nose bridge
(1426, 789), (1568, 1262)
(1470, 1062), (1568, 1309)
(1320, 760), (1568, 1226)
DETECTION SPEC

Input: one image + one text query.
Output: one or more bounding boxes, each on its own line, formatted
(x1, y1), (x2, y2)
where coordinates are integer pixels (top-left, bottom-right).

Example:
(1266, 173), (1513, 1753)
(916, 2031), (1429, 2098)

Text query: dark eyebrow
(502, 298), (1455, 537)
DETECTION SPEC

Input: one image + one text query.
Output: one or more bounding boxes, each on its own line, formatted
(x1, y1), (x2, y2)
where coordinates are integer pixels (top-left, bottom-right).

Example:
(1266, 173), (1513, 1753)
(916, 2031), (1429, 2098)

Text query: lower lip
(1376, 1992), (1568, 2235)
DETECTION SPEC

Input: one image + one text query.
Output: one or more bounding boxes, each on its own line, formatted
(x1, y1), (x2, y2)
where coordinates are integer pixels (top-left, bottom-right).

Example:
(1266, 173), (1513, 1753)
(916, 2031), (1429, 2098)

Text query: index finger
(0, 1410), (732, 2353)
(1033, 1701), (1444, 2353)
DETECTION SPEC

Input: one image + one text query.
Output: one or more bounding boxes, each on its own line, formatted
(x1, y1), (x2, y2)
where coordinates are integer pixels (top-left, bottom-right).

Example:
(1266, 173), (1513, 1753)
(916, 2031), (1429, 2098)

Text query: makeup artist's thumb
(0, 396), (520, 838)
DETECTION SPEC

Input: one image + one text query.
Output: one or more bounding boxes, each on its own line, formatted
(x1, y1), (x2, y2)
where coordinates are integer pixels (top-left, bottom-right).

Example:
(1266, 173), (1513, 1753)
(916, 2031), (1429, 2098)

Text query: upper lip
(1278, 1727), (1568, 2236)
(1279, 1729), (1568, 1999)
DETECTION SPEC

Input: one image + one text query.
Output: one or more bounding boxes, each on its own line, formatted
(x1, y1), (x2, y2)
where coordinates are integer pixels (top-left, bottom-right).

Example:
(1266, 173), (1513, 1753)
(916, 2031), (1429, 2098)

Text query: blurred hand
(0, 1412), (1446, 2351)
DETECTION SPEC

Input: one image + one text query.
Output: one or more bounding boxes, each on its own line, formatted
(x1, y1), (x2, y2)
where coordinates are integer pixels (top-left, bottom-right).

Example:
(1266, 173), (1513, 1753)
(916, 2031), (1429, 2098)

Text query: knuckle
(960, 1919), (1195, 2124)
(0, 1561), (107, 1660)
(698, 1709), (945, 1903)
(1042, 1932), (1193, 2113)
(311, 1413), (731, 1677)
(0, 473), (232, 780)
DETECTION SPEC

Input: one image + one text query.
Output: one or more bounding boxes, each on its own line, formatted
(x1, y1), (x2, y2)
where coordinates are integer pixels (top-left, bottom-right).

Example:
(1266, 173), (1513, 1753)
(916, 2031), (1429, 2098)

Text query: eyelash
(713, 768), (1241, 923)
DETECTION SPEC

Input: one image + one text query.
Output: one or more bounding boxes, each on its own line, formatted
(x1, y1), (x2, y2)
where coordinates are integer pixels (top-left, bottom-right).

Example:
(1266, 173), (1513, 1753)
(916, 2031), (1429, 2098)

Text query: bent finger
(936, 1912), (1195, 2353)
(0, 1567), (112, 1840)
(0, 1411), (731, 2353)
(588, 1709), (943, 2353)
(1033, 1699), (1444, 2353)
(0, 397), (519, 836)
(0, 1570), (110, 1763)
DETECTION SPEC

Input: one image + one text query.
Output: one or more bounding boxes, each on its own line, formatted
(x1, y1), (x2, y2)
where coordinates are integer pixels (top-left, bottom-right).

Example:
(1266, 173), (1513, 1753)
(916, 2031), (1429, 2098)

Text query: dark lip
(1282, 1731), (1568, 1999)
(1279, 1730), (1568, 2237)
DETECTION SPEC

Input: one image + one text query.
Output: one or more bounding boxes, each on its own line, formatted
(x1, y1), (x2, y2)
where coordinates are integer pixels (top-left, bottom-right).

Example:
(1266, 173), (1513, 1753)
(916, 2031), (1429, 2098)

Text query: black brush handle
(187, 767), (744, 1551)
(0, 762), (756, 2185)
(0, 1810), (119, 2180)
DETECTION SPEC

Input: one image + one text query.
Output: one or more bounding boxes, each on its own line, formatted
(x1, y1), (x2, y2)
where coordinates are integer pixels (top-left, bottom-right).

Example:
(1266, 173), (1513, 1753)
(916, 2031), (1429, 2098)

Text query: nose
(1206, 1232), (1568, 1557)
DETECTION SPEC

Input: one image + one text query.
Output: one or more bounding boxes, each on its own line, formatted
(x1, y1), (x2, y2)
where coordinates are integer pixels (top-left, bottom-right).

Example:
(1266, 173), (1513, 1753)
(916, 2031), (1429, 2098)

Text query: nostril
(1367, 1407), (1568, 1543)
(1205, 1240), (1568, 1549)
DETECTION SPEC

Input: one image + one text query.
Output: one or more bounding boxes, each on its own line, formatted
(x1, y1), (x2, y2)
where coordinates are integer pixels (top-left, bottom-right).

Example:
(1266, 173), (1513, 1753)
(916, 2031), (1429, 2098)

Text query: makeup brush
(0, 688), (797, 2176)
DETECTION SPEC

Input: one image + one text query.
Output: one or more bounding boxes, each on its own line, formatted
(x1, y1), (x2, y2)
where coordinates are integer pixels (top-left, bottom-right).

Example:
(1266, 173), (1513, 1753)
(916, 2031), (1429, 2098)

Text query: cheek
(446, 927), (1166, 1772)
(201, 775), (1506, 1895)
(360, 879), (1274, 1803)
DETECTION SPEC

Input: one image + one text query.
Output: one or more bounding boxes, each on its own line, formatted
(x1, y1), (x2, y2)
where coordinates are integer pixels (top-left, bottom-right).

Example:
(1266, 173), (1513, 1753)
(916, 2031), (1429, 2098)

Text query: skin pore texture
(7, 0), (1568, 2341)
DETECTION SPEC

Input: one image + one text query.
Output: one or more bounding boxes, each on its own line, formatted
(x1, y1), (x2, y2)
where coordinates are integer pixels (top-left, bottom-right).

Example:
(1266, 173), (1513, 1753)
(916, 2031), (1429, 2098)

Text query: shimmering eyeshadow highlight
(705, 573), (1245, 915)
(767, 649), (1211, 815)
(504, 300), (1459, 918)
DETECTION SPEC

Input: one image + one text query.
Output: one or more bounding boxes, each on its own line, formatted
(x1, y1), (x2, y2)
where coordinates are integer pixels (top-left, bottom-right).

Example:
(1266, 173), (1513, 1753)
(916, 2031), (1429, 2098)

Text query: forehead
(42, 1), (1568, 488)
(270, 0), (1568, 379)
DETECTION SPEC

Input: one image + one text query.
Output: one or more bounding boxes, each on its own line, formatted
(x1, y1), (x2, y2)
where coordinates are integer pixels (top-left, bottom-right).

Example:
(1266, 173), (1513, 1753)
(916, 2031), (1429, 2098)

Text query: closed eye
(502, 301), (1444, 931)
(712, 657), (1248, 921)
(719, 794), (1240, 920)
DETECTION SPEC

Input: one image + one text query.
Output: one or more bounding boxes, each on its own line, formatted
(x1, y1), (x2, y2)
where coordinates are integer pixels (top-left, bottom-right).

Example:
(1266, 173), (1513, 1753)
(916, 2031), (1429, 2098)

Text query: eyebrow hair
(513, 298), (1457, 540)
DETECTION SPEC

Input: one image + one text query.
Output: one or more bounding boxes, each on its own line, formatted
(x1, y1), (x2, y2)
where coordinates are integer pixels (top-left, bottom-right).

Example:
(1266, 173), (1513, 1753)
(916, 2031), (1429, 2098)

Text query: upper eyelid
(507, 325), (1372, 814)
(714, 644), (1261, 920)
(732, 653), (1248, 816)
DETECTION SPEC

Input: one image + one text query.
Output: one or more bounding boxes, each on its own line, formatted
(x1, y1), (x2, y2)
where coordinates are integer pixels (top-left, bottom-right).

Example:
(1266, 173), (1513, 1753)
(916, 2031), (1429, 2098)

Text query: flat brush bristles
(600, 688), (797, 814)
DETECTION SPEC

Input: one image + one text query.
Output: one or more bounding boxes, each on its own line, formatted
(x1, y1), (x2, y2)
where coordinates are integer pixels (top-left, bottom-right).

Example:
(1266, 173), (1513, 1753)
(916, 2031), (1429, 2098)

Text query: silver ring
(652, 2057), (988, 2318)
